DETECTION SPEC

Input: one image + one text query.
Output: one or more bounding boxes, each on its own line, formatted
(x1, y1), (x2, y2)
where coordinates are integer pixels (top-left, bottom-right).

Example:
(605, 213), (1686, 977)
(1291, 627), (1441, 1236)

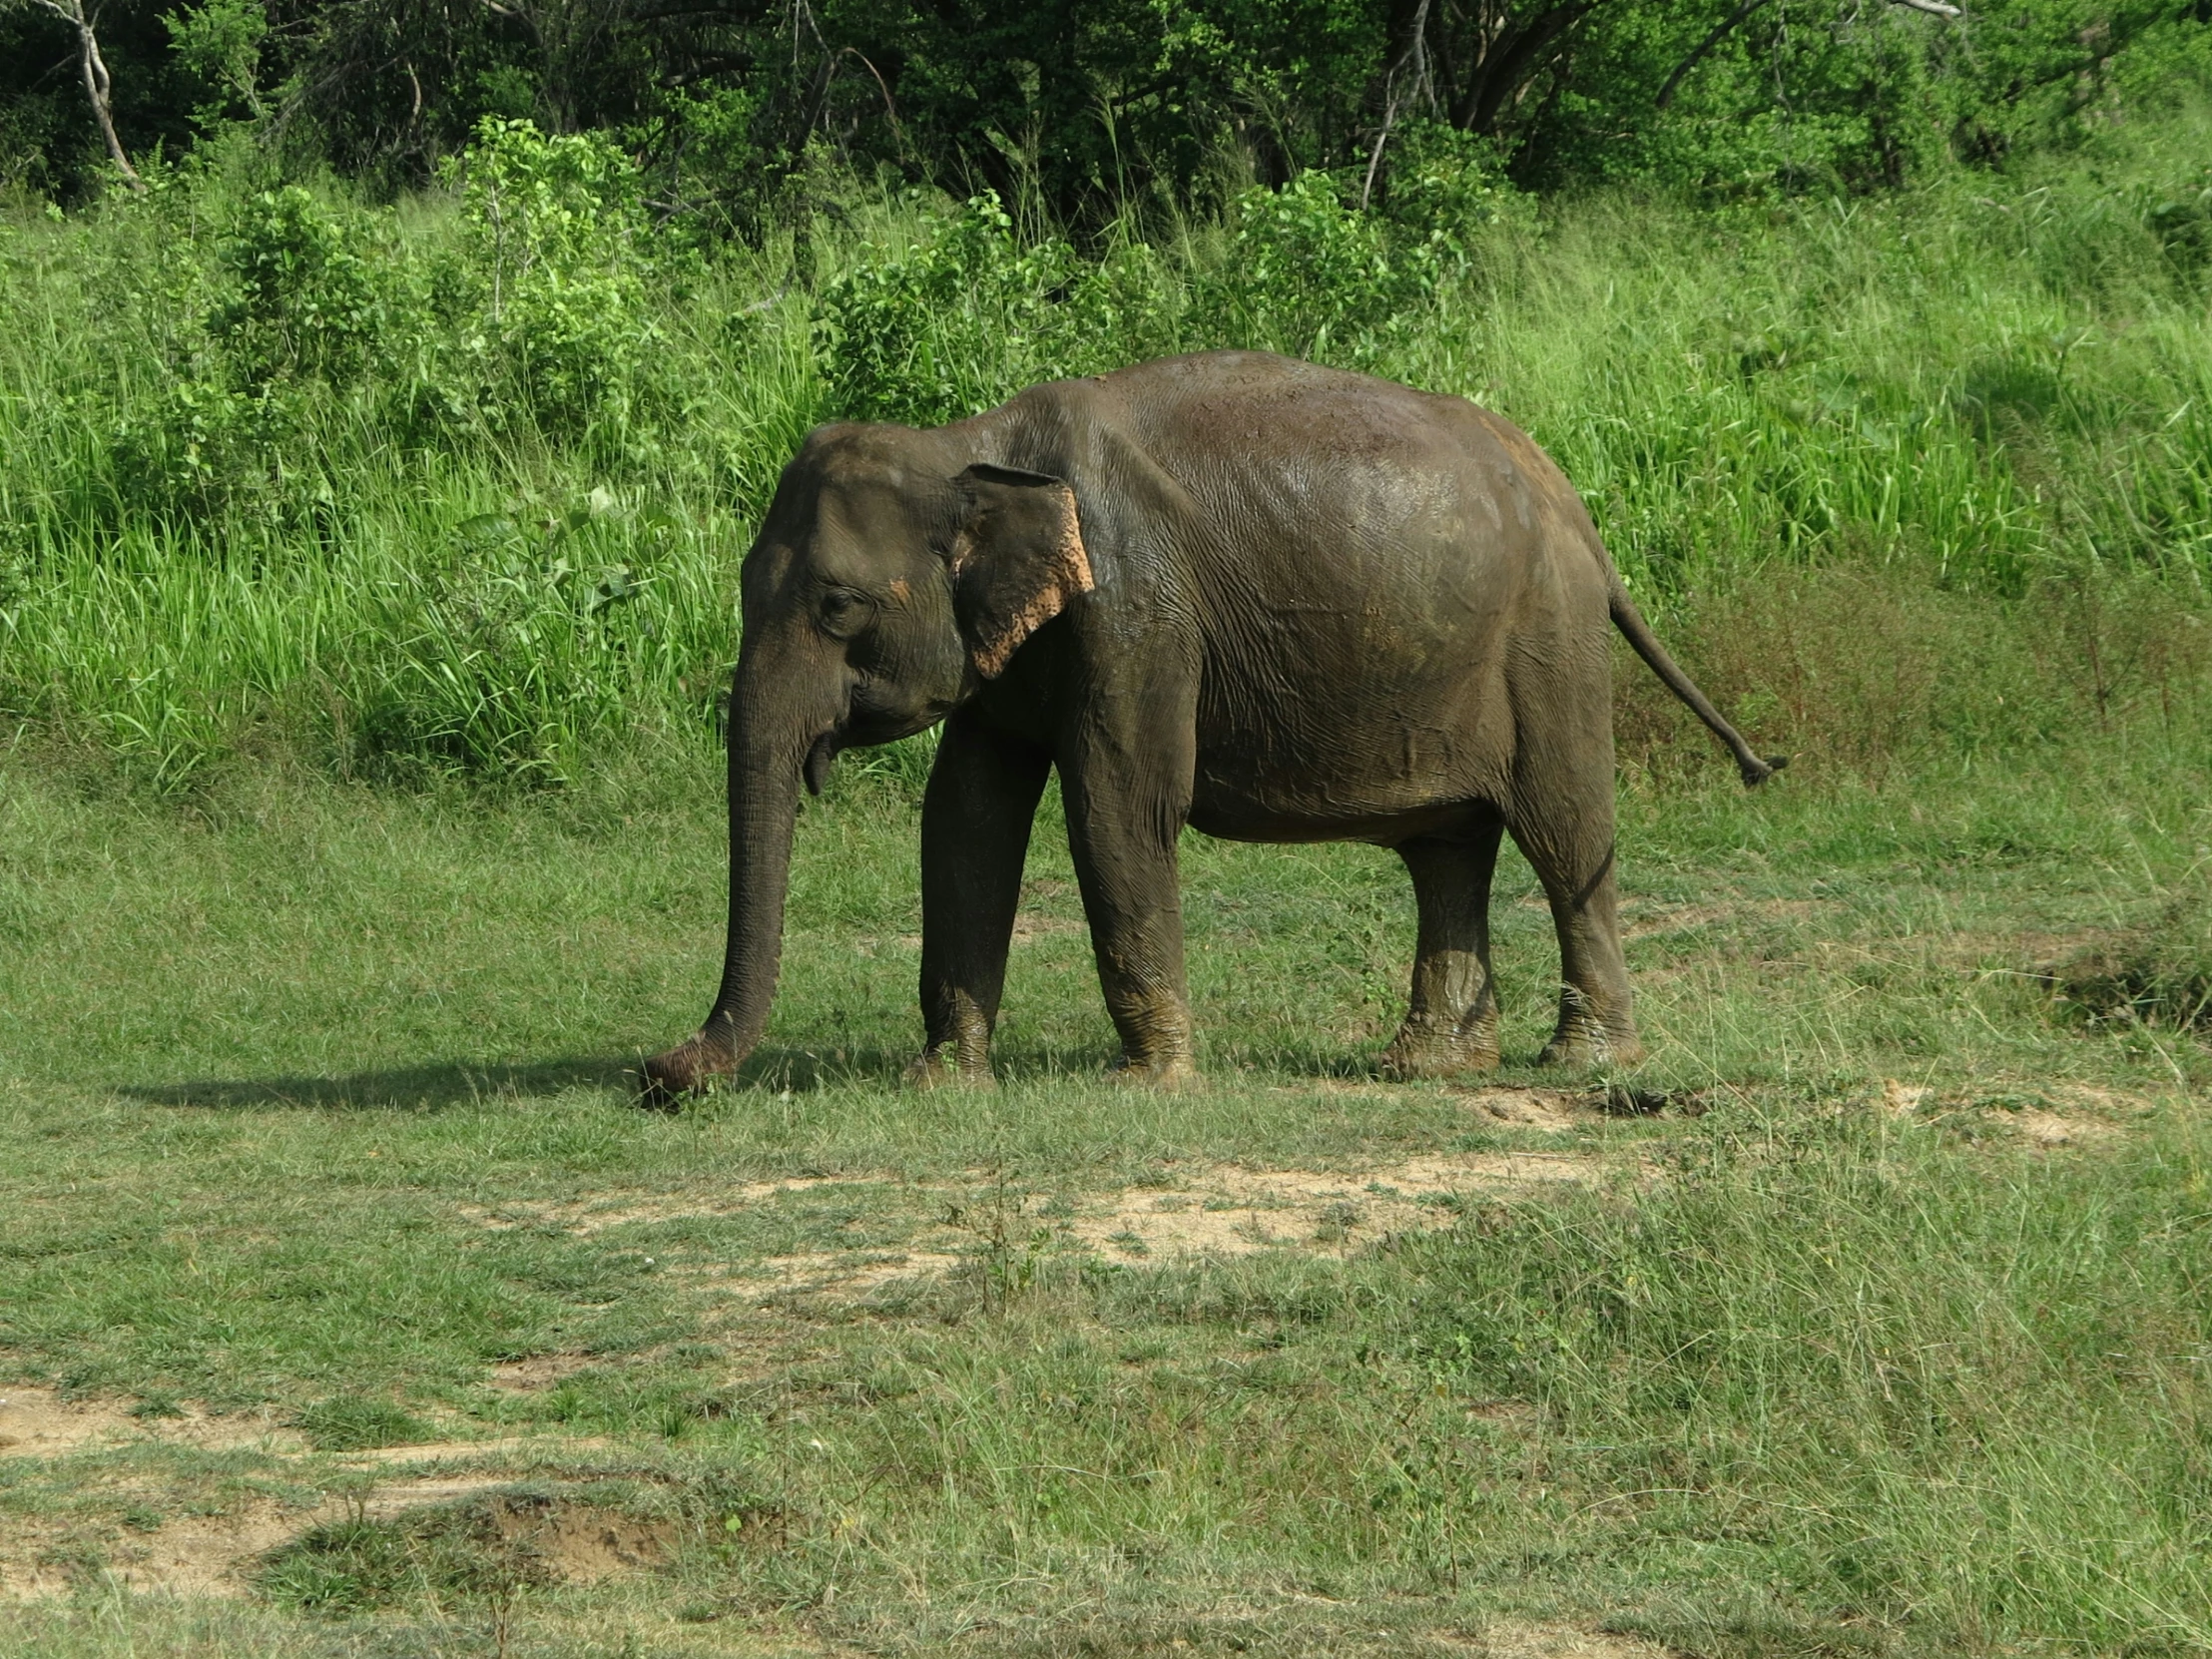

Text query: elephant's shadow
(119, 1044), (1004, 1112)
(120, 1036), (1385, 1112)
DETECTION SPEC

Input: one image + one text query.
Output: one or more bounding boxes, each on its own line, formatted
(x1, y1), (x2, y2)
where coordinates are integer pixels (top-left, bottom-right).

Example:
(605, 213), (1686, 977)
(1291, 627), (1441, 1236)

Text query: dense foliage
(4, 94), (2212, 791)
(2, 3), (2211, 791)
(4, 0), (2211, 221)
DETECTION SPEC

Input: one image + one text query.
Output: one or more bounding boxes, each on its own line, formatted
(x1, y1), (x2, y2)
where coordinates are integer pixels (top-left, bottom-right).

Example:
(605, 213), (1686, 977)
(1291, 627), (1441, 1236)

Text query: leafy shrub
(817, 193), (1078, 425)
(1196, 171), (1448, 364)
(819, 193), (1191, 425)
(1379, 120), (1520, 248)
(436, 118), (669, 444)
(211, 187), (380, 389)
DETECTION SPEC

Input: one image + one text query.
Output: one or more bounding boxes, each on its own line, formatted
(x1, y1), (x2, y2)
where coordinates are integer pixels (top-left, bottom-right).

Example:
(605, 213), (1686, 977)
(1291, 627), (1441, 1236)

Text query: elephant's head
(640, 423), (1094, 1101)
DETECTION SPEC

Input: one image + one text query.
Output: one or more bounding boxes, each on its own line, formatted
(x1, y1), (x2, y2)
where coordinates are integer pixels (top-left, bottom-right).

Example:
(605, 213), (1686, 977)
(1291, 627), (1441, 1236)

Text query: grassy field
(2, 709), (2208, 1656)
(4, 86), (2212, 1659)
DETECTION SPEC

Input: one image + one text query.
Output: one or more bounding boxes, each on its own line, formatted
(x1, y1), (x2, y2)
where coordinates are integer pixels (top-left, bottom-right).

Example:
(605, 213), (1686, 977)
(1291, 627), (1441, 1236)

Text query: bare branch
(1362, 0), (1433, 209)
(1889, 0), (1961, 15)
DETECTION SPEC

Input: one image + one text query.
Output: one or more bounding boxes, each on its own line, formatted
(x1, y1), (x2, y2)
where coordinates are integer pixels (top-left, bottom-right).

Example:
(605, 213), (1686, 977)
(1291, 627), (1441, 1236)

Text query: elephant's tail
(1608, 578), (1788, 789)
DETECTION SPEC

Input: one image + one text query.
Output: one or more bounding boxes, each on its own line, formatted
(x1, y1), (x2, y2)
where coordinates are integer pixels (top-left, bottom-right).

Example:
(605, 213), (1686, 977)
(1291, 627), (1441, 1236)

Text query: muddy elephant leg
(1059, 737), (1198, 1087)
(1506, 783), (1642, 1069)
(1381, 818), (1507, 1080)
(915, 713), (1052, 1086)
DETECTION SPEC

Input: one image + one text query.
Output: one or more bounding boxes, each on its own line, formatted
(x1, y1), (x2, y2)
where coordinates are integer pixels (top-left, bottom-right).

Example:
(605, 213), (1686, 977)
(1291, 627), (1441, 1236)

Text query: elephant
(641, 350), (1781, 1100)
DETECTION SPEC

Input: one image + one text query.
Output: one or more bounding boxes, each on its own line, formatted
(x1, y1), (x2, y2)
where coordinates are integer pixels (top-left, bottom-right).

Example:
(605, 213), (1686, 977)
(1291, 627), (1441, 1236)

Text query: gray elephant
(642, 351), (1780, 1100)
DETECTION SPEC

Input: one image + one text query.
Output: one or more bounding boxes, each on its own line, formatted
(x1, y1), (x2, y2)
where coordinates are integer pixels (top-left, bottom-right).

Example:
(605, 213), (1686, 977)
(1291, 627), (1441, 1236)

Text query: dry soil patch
(461, 1173), (881, 1236)
(1463, 1622), (1676, 1658)
(1460, 1086), (1594, 1133)
(0, 1388), (302, 1459)
(1075, 1149), (1606, 1260)
(0, 1469), (575, 1600)
(487, 1354), (601, 1391)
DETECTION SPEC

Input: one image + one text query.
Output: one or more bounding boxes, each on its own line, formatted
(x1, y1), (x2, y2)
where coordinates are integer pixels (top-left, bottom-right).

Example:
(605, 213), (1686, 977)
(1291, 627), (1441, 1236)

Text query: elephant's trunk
(641, 648), (825, 1104)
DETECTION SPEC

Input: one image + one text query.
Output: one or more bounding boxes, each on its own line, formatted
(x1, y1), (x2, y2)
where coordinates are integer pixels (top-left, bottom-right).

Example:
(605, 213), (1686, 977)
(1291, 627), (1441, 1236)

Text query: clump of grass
(292, 1394), (428, 1451)
(2052, 881), (2212, 1031)
(257, 1495), (552, 1613)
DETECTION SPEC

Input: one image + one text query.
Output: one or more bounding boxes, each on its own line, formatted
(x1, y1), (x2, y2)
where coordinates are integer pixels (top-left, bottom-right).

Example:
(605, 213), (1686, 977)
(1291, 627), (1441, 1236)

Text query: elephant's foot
(1380, 1017), (1499, 1081)
(1109, 1052), (1201, 1089)
(1535, 1027), (1645, 1070)
(637, 1033), (740, 1109)
(904, 1046), (998, 1090)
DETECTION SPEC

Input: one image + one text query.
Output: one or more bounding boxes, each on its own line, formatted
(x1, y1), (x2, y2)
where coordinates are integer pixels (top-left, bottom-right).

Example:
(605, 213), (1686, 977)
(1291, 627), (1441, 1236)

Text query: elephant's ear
(948, 462), (1094, 679)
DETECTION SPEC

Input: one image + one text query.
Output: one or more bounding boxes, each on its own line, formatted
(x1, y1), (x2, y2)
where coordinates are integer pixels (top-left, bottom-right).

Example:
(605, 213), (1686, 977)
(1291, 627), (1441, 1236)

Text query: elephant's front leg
(1060, 722), (1199, 1086)
(915, 714), (1051, 1086)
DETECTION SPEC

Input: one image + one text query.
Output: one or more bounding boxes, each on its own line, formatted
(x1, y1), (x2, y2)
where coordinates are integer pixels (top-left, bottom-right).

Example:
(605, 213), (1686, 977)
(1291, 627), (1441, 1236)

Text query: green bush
(817, 192), (1079, 425)
(1197, 171), (1448, 364)
(436, 118), (672, 447)
(212, 186), (380, 391)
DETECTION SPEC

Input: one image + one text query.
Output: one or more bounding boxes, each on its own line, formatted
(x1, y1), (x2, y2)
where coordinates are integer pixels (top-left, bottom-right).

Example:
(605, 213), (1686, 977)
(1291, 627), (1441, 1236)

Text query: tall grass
(3, 108), (2211, 790)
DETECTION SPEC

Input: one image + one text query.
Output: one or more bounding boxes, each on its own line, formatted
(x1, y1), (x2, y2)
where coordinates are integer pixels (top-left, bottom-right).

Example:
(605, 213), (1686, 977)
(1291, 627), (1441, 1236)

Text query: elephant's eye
(819, 588), (874, 638)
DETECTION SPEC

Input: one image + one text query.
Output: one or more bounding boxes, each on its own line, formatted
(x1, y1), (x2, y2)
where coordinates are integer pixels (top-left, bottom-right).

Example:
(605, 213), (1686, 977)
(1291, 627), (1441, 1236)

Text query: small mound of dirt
(1461, 1087), (1590, 1133)
(492, 1494), (675, 1582)
(257, 1492), (673, 1611)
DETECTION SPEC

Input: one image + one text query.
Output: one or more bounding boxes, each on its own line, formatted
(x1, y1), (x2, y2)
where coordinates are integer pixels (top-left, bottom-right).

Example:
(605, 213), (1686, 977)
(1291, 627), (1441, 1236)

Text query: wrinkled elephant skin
(641, 351), (1782, 1101)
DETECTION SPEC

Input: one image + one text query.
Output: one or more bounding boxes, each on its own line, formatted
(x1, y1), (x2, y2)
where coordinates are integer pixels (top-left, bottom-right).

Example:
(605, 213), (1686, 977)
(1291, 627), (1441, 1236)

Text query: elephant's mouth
(804, 697), (954, 795)
(803, 730), (840, 796)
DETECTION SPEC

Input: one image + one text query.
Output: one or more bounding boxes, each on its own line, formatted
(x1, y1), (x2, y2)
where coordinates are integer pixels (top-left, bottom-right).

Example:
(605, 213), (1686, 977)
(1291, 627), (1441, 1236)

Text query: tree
(7, 0), (146, 189)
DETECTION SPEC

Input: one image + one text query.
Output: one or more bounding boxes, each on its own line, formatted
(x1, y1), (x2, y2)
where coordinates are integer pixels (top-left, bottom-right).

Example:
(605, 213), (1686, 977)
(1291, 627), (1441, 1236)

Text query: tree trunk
(50, 0), (145, 192)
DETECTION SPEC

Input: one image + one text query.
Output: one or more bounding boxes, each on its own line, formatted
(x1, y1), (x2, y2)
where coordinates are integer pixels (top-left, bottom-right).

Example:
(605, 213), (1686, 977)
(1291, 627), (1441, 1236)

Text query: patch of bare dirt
(0, 1388), (303, 1459)
(1881, 1078), (1934, 1117)
(486, 1355), (599, 1391)
(1453, 1622), (1676, 1658)
(1988, 1107), (2123, 1148)
(1620, 896), (1837, 941)
(490, 1496), (676, 1582)
(0, 1470), (563, 1600)
(1880, 1077), (2145, 1145)
(1074, 1150), (1608, 1260)
(692, 1247), (966, 1303)
(1460, 1086), (1593, 1133)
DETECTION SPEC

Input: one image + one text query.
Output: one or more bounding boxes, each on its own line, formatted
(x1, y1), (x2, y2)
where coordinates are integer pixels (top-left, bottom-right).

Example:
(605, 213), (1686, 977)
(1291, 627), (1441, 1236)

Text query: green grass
(5, 102), (2212, 790)
(2, 724), (2208, 1655)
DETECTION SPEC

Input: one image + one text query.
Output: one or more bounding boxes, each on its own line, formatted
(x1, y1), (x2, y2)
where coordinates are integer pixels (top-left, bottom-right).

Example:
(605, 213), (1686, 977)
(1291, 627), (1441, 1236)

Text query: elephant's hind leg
(1501, 637), (1644, 1068)
(1506, 791), (1643, 1069)
(1381, 821), (1506, 1080)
